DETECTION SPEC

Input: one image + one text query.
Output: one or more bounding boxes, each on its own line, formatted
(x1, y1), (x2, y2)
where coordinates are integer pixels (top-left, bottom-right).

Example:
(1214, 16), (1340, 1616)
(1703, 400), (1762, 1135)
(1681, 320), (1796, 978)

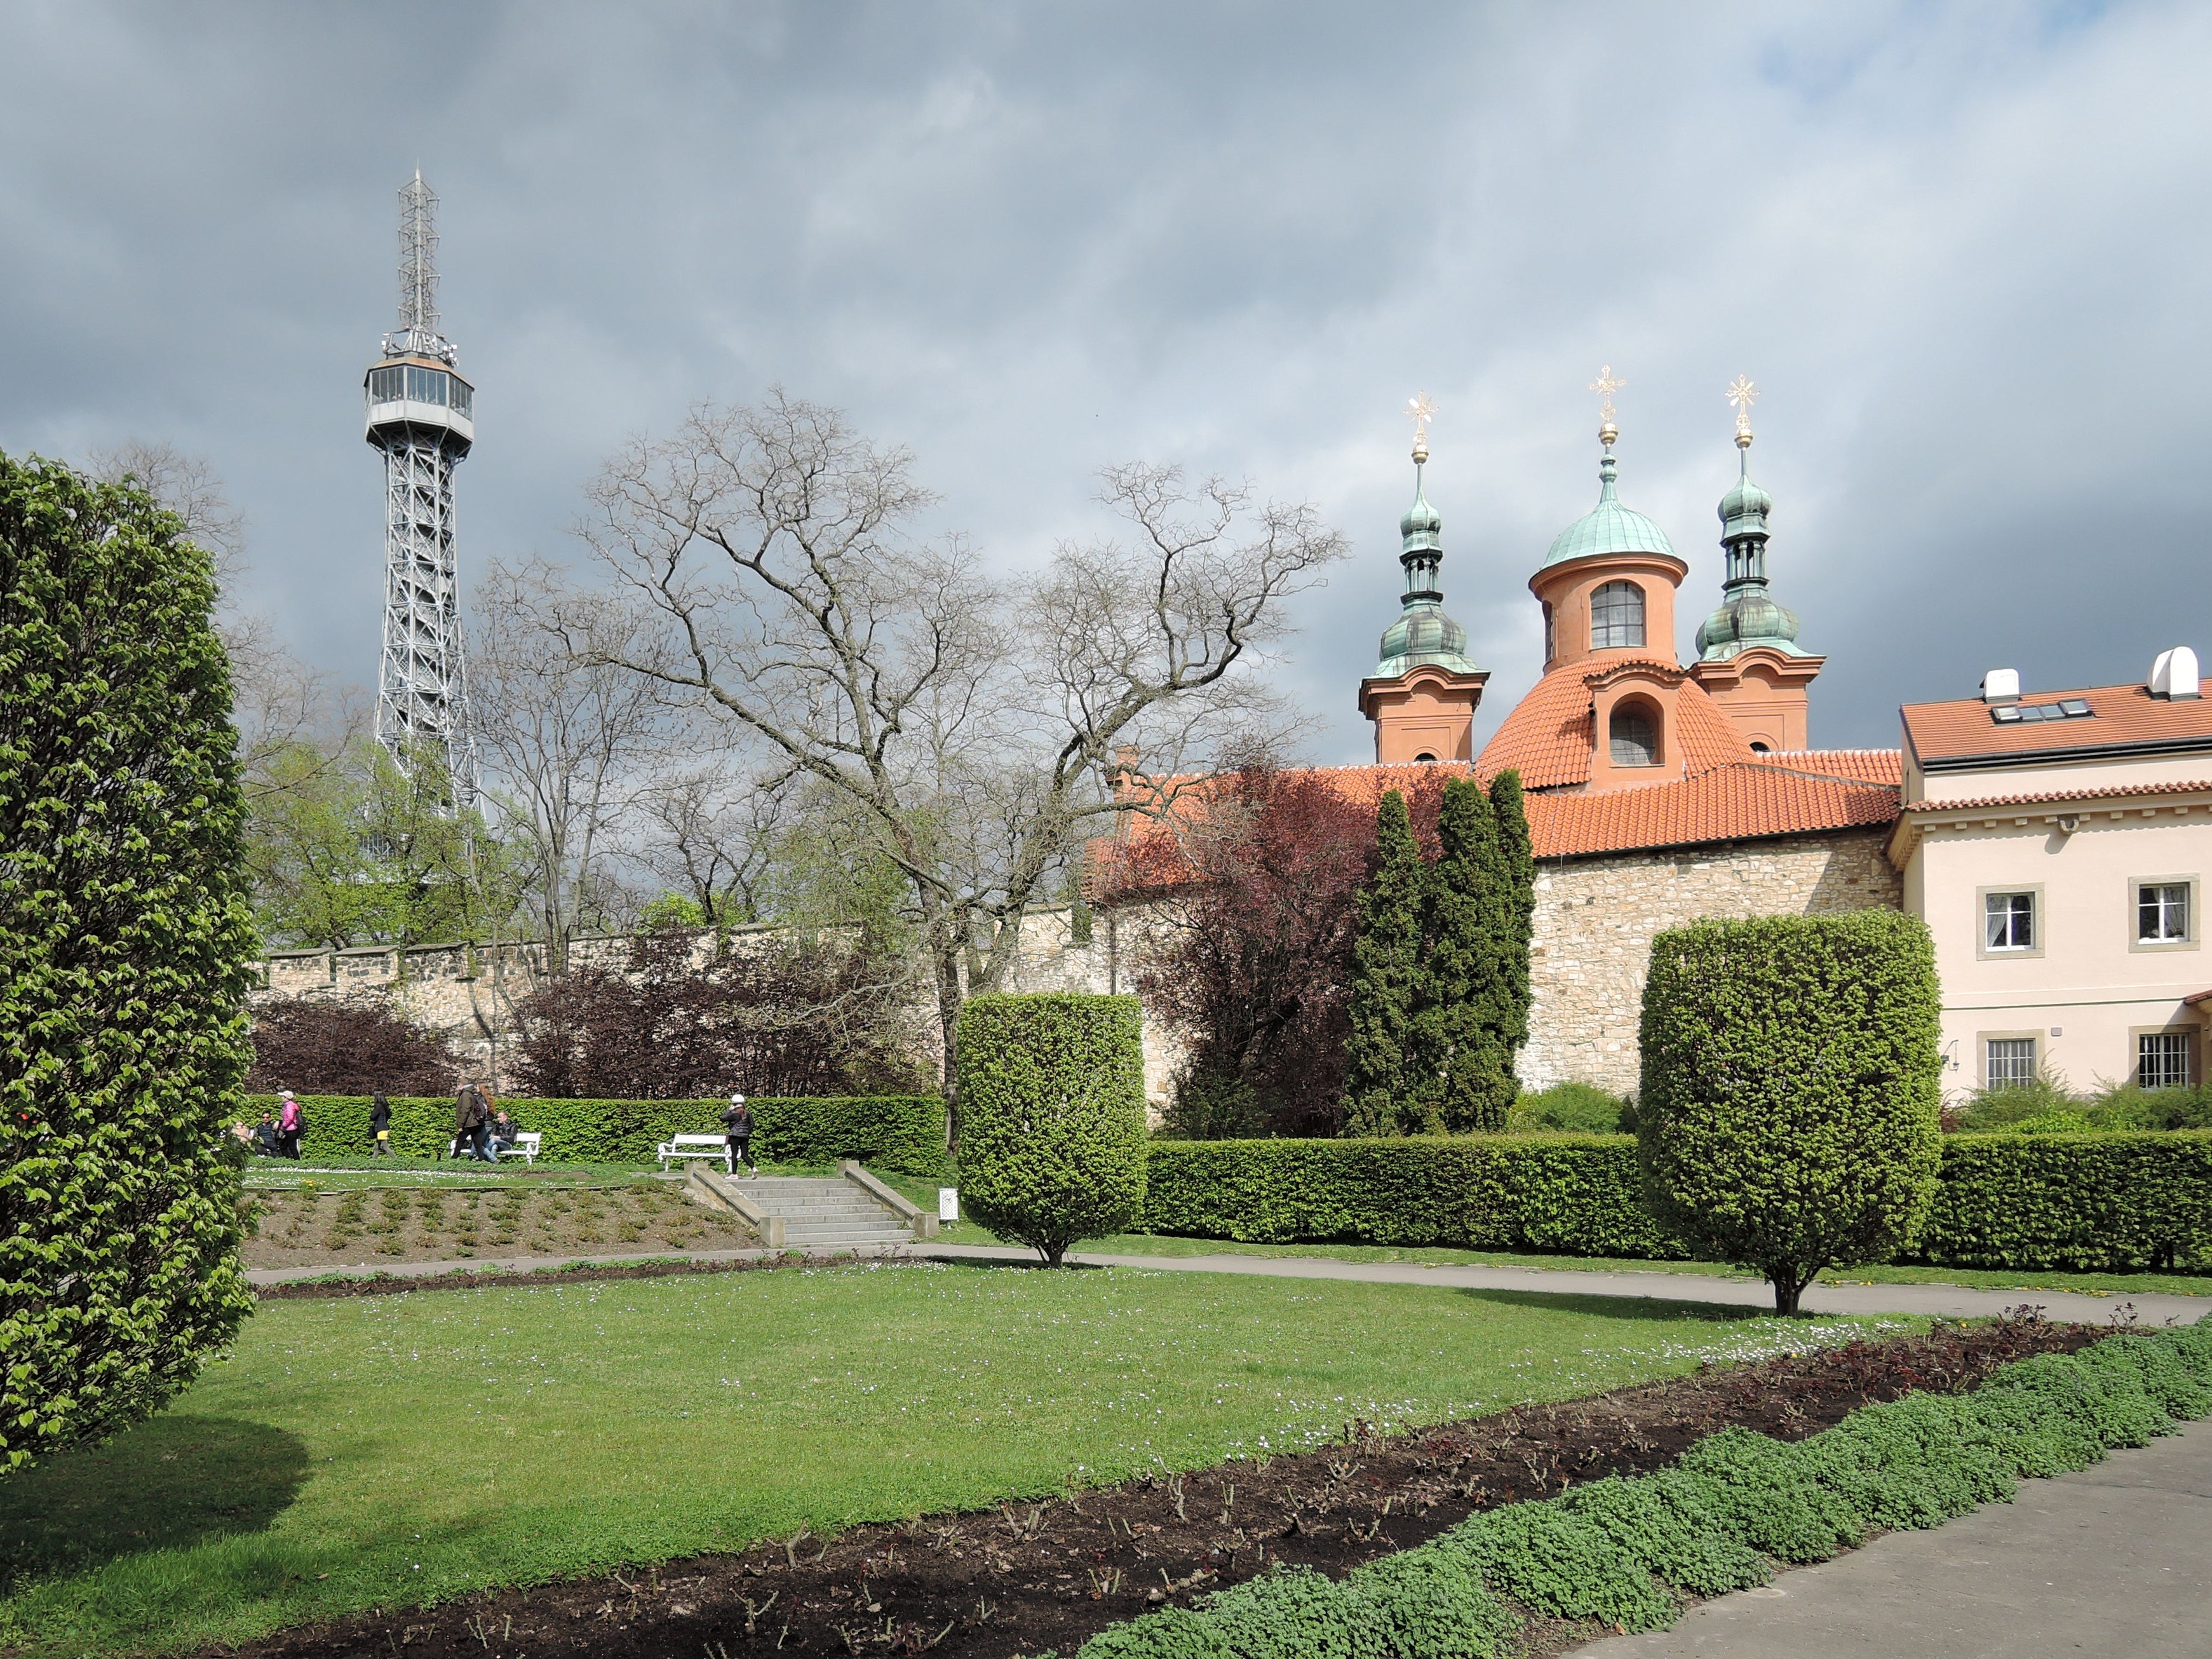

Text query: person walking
(370, 1089), (393, 1158)
(452, 1080), (492, 1163)
(276, 1089), (304, 1160)
(720, 1093), (756, 1176)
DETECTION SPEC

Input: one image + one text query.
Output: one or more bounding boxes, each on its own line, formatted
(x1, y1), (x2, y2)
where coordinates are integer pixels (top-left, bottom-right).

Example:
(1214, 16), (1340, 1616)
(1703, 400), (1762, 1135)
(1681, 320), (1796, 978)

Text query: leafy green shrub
(1639, 912), (1944, 1311)
(245, 1093), (947, 1175)
(1161, 1069), (1267, 1141)
(1508, 1081), (1633, 1134)
(1143, 1130), (2212, 1273)
(955, 994), (1147, 1265)
(0, 454), (259, 1475)
(1142, 1135), (1690, 1258)
(1920, 1132), (2212, 1270)
(1953, 1067), (2081, 1130)
(1080, 1327), (2212, 1659)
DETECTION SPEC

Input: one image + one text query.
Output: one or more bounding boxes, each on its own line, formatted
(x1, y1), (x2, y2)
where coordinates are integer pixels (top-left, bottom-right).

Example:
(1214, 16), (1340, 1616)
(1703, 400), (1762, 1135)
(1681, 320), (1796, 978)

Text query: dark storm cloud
(1, 1), (2202, 761)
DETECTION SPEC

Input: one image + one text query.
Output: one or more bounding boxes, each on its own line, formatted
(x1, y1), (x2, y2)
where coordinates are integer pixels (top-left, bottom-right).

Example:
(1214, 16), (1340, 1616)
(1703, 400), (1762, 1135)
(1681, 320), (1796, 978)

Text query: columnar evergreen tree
(1488, 768), (1536, 1058)
(1414, 776), (1516, 1130)
(0, 454), (259, 1474)
(1342, 789), (1429, 1134)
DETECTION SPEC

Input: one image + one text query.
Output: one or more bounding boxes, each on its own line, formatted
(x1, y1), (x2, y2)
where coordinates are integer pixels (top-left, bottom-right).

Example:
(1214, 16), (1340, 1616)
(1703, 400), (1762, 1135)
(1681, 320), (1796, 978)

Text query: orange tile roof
(1523, 764), (1899, 858)
(1096, 756), (1899, 881)
(1474, 660), (1754, 789)
(1746, 749), (1905, 786)
(1903, 778), (2212, 813)
(1903, 682), (2212, 770)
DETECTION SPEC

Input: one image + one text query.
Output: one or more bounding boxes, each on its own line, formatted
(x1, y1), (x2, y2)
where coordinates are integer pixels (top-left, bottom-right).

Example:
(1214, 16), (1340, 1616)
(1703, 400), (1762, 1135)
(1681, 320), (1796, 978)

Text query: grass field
(0, 1261), (1905, 1656)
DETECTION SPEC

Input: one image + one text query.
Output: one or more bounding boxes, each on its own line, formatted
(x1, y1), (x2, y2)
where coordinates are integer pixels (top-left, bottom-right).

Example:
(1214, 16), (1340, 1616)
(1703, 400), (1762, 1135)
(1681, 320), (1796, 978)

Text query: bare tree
(579, 391), (1344, 1121)
(469, 556), (675, 972)
(632, 754), (795, 929)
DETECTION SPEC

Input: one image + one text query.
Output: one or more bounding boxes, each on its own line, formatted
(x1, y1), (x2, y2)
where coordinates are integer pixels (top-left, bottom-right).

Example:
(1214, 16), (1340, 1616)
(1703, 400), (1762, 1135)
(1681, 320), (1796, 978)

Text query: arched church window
(1609, 703), (1659, 767)
(1590, 581), (1645, 649)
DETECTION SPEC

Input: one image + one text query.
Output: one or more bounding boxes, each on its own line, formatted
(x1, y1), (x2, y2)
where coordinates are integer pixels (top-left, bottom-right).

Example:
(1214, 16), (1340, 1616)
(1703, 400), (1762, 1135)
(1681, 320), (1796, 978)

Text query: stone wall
(1518, 827), (1903, 1096)
(249, 907), (1188, 1120)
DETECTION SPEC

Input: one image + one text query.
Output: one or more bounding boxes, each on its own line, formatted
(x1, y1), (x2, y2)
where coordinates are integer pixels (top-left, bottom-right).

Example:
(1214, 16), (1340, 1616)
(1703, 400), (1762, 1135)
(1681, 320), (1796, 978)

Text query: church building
(1340, 381), (1902, 1092)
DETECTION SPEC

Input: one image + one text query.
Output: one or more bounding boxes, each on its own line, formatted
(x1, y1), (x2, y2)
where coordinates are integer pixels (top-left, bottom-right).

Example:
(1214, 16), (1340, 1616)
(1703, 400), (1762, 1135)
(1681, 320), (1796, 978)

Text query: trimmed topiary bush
(0, 454), (259, 1475)
(955, 992), (1147, 1265)
(1639, 912), (1944, 1311)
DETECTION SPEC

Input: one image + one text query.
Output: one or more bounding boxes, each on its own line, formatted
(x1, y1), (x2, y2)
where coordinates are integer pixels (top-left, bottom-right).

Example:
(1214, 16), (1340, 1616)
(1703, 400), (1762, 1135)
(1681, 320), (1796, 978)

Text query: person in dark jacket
(488, 1109), (518, 1159)
(370, 1090), (393, 1157)
(452, 1081), (492, 1161)
(720, 1094), (755, 1175)
(252, 1113), (280, 1156)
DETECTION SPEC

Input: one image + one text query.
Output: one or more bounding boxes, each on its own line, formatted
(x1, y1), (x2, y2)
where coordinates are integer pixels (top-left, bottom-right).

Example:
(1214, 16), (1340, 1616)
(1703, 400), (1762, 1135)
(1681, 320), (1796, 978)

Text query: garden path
(245, 1239), (2211, 1325)
(1565, 1417), (2212, 1658)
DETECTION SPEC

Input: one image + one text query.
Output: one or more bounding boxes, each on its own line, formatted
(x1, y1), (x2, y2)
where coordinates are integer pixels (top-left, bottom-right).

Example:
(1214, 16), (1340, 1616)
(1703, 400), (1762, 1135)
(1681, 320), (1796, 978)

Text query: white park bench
(499, 1131), (542, 1167)
(658, 1132), (735, 1174)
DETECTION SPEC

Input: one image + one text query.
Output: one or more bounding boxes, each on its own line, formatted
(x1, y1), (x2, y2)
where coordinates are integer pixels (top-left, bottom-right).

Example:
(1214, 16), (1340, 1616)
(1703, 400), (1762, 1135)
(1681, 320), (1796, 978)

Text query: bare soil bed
(220, 1312), (2096, 1659)
(241, 1181), (758, 1271)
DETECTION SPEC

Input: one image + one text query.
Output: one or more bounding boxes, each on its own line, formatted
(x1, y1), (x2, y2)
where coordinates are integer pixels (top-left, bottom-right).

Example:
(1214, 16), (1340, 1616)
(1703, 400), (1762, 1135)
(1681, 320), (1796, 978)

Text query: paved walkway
(248, 1239), (2210, 1326)
(1566, 1418), (2212, 1658)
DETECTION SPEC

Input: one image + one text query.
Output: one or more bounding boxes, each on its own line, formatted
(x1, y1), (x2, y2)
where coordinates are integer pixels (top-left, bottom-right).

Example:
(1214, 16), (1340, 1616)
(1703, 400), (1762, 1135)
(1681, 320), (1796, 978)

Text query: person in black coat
(720, 1094), (756, 1175)
(370, 1090), (393, 1157)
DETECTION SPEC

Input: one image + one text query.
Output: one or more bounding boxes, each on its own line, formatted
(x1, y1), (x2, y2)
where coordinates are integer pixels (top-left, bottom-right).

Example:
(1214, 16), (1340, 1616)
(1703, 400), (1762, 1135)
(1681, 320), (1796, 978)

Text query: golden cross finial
(1588, 365), (1624, 445)
(1726, 374), (1758, 447)
(1406, 391), (1438, 462)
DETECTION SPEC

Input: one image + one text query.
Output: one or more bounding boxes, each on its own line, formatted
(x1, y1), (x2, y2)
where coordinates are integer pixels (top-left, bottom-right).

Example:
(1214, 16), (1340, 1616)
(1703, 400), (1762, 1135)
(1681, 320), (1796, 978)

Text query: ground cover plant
(0, 1262), (1908, 1655)
(239, 1178), (762, 1270)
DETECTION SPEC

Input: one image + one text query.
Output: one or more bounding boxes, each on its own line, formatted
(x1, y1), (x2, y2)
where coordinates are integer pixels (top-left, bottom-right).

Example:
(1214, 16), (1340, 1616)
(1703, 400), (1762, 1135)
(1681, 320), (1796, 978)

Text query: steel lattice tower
(364, 170), (481, 809)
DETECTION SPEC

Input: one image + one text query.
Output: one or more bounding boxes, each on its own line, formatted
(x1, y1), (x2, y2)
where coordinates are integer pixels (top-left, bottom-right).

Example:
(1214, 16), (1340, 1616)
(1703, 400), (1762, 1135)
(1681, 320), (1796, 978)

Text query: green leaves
(1343, 773), (1535, 1135)
(0, 452), (259, 1473)
(1637, 912), (1945, 1311)
(955, 994), (1147, 1264)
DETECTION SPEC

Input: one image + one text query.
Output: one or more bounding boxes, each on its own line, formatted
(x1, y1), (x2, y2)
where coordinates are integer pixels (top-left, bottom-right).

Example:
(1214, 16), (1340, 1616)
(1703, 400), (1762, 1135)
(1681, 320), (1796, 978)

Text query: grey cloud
(0, 1), (2202, 765)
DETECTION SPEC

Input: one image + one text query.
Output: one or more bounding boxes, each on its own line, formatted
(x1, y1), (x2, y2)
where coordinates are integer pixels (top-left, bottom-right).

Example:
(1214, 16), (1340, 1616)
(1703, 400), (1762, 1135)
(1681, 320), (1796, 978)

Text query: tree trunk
(1772, 1270), (1816, 1315)
(1042, 1242), (1065, 1268)
(933, 933), (965, 1148)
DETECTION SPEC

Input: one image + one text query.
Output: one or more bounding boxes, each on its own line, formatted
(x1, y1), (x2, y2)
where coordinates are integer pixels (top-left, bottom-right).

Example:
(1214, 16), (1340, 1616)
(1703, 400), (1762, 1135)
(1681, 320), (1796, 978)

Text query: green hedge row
(1081, 1322), (2212, 1658)
(1142, 1135), (1690, 1259)
(243, 1094), (947, 1176)
(1140, 1132), (2212, 1273)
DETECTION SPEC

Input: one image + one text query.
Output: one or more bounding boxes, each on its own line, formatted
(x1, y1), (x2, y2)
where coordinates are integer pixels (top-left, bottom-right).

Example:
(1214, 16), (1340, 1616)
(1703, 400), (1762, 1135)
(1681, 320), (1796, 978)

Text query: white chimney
(1981, 668), (2021, 705)
(2150, 647), (2201, 701)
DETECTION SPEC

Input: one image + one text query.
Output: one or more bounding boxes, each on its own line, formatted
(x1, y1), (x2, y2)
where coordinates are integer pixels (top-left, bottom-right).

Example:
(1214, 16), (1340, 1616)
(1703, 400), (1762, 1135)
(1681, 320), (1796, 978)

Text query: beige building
(1892, 651), (2212, 1099)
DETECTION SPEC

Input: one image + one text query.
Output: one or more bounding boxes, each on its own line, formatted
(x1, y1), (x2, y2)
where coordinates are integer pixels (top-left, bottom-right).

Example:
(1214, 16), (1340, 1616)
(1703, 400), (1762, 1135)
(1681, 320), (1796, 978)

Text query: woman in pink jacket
(276, 1089), (304, 1160)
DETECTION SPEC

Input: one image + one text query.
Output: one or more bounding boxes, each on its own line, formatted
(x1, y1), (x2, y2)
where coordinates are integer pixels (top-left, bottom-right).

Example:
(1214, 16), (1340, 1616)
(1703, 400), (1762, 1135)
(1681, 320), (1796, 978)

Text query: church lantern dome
(1542, 450), (1676, 568)
(1695, 590), (1802, 657)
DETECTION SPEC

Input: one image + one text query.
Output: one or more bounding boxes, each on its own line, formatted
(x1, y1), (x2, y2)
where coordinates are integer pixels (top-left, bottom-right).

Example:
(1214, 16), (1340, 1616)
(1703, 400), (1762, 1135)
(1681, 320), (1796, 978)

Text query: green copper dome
(1696, 444), (1811, 661)
(1542, 451), (1676, 567)
(1373, 459), (1481, 679)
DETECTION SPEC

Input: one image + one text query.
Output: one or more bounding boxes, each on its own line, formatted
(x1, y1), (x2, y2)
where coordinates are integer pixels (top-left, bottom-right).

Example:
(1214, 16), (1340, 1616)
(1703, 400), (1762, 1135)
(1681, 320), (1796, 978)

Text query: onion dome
(1696, 428), (1812, 661)
(1375, 450), (1480, 679)
(1542, 449), (1676, 567)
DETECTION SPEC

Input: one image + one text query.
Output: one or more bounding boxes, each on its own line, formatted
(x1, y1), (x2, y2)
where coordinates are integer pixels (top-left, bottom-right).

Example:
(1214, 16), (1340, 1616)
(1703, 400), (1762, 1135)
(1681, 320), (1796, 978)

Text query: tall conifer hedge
(1342, 789), (1427, 1134)
(0, 454), (259, 1474)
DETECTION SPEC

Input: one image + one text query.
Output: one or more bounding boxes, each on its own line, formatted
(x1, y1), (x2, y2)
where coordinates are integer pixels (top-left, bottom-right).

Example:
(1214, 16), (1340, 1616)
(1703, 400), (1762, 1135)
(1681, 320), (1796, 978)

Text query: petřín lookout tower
(364, 170), (480, 808)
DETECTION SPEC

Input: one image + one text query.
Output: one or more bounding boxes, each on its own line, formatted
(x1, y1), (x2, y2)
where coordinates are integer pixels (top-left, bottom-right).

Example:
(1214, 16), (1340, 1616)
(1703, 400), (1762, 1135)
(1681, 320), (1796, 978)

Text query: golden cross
(1406, 390), (1438, 444)
(1588, 365), (1624, 425)
(1726, 374), (1758, 439)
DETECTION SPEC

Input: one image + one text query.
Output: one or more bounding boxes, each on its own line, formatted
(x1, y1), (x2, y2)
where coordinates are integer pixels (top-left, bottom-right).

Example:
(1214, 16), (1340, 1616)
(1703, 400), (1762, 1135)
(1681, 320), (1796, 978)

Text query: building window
(2139, 1031), (2191, 1090)
(2138, 882), (2190, 944)
(1985, 891), (2035, 952)
(1985, 1037), (2038, 1089)
(1543, 602), (1555, 665)
(1608, 704), (1658, 767)
(1590, 581), (1645, 649)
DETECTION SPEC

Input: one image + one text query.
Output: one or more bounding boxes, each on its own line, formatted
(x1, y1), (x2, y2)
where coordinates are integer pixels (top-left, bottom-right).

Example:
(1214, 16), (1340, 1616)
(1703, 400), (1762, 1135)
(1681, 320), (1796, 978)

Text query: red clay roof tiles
(1903, 682), (2212, 768)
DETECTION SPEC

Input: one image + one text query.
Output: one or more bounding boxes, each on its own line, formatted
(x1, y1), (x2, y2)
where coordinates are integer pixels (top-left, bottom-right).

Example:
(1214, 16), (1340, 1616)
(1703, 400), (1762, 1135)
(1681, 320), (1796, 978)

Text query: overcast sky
(2, 1), (2204, 762)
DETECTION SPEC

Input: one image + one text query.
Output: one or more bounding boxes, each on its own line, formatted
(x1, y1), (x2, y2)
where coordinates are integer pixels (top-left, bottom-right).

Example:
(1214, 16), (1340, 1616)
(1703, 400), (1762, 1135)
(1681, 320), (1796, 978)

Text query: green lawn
(1, 1261), (1906, 1656)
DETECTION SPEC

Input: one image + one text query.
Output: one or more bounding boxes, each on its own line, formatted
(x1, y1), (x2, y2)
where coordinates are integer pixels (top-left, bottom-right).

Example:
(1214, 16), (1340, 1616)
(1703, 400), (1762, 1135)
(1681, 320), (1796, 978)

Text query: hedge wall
(1142, 1136), (1692, 1259)
(243, 1094), (947, 1176)
(1142, 1131), (2212, 1273)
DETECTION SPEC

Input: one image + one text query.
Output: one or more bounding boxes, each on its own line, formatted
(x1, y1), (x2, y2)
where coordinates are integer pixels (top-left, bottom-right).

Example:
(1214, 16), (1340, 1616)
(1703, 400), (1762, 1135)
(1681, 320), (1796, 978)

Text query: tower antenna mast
(364, 170), (480, 809)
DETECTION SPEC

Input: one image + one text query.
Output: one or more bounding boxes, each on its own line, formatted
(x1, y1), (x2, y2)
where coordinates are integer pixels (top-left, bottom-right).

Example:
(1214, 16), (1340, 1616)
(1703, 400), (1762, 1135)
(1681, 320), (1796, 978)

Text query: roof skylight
(1991, 698), (2093, 725)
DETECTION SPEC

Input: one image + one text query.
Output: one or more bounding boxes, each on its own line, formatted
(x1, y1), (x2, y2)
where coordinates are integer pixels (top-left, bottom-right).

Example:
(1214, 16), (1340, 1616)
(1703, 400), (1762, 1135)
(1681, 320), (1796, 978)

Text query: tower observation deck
(365, 170), (480, 808)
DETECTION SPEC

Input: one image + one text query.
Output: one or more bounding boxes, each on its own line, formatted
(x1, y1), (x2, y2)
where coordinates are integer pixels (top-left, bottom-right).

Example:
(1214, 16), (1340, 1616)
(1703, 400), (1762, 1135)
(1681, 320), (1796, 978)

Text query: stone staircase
(731, 1176), (915, 1252)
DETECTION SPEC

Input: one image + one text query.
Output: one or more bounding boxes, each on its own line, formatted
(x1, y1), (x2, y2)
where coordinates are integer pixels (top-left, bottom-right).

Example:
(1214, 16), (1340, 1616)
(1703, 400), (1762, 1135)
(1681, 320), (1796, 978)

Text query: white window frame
(2135, 1027), (2194, 1090)
(1589, 581), (1645, 650)
(1980, 1033), (2040, 1090)
(2129, 875), (2199, 954)
(1976, 885), (2044, 960)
